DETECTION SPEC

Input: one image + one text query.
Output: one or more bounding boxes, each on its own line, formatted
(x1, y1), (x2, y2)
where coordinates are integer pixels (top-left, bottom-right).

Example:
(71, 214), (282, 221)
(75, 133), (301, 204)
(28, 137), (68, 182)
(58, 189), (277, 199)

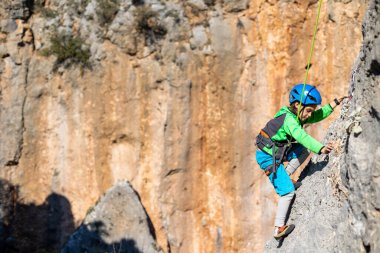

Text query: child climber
(255, 83), (346, 240)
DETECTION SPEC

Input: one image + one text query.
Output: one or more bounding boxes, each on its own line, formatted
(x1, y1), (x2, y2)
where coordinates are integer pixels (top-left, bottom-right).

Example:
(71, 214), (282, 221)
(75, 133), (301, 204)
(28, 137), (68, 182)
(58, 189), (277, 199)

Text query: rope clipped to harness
(256, 113), (292, 178)
(256, 129), (291, 178)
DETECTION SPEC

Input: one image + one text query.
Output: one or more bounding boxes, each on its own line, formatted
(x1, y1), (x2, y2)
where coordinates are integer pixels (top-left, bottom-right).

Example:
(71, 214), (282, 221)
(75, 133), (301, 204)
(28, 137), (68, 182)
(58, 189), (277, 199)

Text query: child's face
(299, 104), (317, 121)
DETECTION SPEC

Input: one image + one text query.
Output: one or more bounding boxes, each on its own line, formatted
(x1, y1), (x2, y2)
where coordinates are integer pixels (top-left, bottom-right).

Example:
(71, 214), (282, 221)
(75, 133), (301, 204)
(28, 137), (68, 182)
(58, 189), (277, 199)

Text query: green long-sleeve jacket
(261, 104), (333, 155)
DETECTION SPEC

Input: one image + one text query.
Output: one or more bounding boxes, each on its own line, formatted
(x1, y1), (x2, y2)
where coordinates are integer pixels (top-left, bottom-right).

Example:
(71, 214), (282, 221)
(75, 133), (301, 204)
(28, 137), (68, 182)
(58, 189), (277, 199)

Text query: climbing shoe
(292, 179), (302, 190)
(274, 224), (295, 239)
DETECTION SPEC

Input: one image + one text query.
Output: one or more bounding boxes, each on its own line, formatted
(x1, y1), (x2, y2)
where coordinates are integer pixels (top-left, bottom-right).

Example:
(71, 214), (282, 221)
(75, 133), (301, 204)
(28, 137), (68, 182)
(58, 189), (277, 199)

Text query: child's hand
(320, 144), (333, 154)
(337, 96), (348, 104)
(332, 96), (348, 108)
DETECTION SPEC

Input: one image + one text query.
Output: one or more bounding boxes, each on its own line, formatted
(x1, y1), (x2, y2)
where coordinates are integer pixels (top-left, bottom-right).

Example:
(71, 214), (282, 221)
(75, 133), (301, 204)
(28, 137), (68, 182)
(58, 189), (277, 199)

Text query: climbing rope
(297, 0), (324, 121)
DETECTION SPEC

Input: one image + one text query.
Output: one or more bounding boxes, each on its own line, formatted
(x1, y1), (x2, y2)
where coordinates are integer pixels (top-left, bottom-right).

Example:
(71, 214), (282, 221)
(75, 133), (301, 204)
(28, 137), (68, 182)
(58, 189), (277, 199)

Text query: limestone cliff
(0, 0), (370, 252)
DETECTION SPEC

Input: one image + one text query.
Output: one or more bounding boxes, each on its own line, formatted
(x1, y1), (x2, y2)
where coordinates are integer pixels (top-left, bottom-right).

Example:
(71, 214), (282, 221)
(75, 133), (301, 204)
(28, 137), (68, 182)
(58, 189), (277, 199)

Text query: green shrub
(135, 6), (167, 44)
(73, 0), (92, 15)
(204, 0), (216, 6)
(40, 8), (58, 18)
(41, 32), (91, 70)
(31, 0), (58, 18)
(96, 0), (120, 26)
(32, 0), (46, 10)
(165, 9), (181, 24)
(81, 0), (92, 9)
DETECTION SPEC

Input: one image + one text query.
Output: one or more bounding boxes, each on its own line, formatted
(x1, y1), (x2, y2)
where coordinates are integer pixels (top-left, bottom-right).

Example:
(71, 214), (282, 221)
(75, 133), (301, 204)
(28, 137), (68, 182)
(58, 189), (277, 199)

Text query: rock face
(343, 0), (380, 250)
(60, 182), (161, 253)
(265, 0), (380, 252)
(0, 0), (370, 252)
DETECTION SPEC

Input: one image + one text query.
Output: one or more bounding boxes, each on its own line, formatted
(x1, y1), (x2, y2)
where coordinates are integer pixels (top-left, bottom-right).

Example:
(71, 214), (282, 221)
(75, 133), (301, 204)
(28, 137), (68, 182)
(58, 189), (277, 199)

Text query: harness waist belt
(260, 130), (270, 139)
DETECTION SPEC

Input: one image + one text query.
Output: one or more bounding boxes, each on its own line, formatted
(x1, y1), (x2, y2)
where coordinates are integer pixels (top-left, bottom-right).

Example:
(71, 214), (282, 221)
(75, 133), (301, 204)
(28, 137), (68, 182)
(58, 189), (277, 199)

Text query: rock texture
(343, 0), (380, 250)
(60, 182), (161, 253)
(265, 0), (380, 252)
(0, 0), (370, 252)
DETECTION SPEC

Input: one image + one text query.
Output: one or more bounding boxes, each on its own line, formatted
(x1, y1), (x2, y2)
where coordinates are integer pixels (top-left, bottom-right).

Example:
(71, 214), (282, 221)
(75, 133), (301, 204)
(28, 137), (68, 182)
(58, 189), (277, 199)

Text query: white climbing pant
(274, 191), (295, 228)
(274, 147), (309, 228)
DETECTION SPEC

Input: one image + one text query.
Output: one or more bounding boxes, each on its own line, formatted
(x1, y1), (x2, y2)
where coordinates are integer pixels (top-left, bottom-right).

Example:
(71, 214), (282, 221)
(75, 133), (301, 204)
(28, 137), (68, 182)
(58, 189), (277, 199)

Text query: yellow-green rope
(297, 0), (324, 121)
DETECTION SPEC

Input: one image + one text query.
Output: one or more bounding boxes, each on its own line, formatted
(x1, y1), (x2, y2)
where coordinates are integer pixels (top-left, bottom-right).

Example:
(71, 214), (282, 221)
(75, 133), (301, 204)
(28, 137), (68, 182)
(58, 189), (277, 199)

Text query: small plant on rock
(71, 0), (92, 15)
(41, 31), (91, 70)
(165, 9), (181, 24)
(30, 0), (45, 11)
(204, 0), (216, 6)
(31, 0), (57, 18)
(135, 6), (167, 45)
(96, 0), (120, 26)
(40, 8), (58, 18)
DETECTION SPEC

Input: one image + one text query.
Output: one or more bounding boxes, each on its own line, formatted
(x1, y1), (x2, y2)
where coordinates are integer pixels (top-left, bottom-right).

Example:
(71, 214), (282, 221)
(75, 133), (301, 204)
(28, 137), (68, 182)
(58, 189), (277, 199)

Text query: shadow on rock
(0, 179), (75, 253)
(298, 155), (330, 182)
(60, 182), (160, 253)
(61, 220), (143, 253)
(1, 179), (153, 253)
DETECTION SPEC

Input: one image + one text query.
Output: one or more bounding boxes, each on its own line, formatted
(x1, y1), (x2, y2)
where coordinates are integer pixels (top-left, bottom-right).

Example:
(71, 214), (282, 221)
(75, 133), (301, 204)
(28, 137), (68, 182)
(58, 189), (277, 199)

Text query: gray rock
(151, 3), (166, 13)
(0, 45), (8, 58)
(190, 25), (208, 49)
(1, 19), (17, 33)
(60, 182), (161, 253)
(7, 0), (31, 20)
(345, 2), (380, 251)
(372, 35), (380, 73)
(0, 56), (27, 166)
(188, 0), (208, 11)
(108, 11), (137, 54)
(209, 17), (233, 54)
(223, 0), (249, 12)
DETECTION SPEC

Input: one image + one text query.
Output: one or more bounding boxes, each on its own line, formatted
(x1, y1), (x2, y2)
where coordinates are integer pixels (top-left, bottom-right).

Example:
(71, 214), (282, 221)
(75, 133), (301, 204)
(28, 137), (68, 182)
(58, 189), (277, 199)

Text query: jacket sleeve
(283, 115), (324, 154)
(304, 104), (334, 124)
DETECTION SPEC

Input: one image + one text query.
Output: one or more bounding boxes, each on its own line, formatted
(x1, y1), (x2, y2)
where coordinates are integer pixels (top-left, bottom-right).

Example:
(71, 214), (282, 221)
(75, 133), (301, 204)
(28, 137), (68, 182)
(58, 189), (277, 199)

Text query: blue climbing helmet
(289, 84), (322, 105)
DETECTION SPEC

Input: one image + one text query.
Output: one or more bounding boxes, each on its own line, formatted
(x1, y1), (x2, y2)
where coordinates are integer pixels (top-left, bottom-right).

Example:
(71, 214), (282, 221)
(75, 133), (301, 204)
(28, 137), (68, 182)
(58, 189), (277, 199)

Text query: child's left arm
(305, 96), (347, 124)
(304, 104), (333, 124)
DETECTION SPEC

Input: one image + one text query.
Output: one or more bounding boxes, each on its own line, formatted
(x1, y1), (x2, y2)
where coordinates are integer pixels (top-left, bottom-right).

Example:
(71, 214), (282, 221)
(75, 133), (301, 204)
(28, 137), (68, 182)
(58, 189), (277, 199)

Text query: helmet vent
(308, 96), (317, 102)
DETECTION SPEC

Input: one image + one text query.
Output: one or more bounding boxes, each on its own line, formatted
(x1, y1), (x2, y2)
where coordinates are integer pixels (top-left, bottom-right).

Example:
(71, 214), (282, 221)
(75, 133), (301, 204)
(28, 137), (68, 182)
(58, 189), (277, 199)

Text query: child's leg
(285, 145), (310, 176)
(274, 191), (295, 228)
(256, 150), (296, 237)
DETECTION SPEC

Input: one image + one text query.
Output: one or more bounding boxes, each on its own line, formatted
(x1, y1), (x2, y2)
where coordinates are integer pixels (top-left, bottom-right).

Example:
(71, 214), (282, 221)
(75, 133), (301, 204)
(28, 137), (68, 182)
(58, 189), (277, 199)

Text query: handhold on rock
(352, 124), (362, 135)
